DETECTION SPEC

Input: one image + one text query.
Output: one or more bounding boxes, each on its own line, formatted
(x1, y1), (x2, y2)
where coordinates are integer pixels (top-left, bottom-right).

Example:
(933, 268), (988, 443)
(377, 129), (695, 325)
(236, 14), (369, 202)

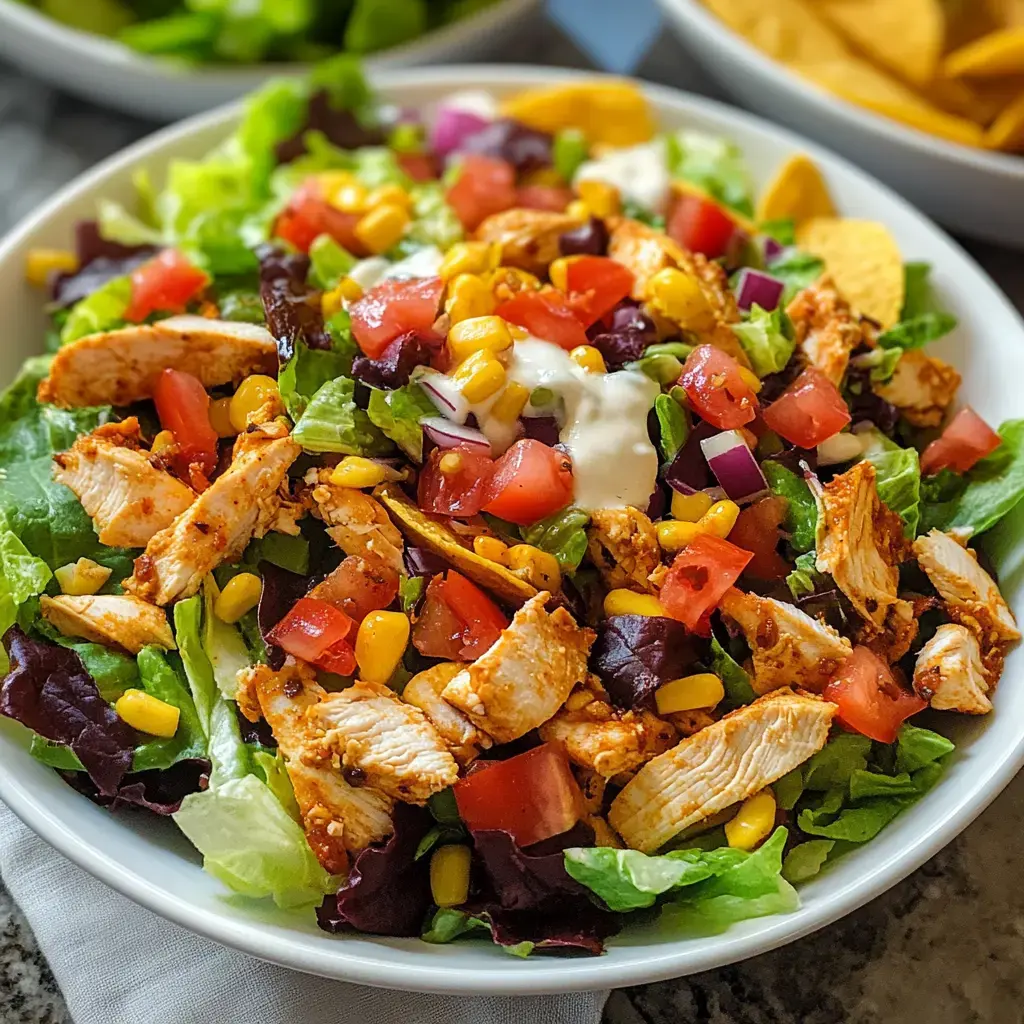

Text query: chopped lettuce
(291, 376), (393, 456)
(60, 276), (131, 345)
(243, 532), (311, 576)
(400, 181), (465, 255)
(732, 304), (795, 378)
(654, 393), (689, 462)
(278, 314), (358, 421)
(131, 648), (208, 773)
(709, 633), (757, 707)
(665, 130), (753, 216)
(859, 429), (921, 537)
(366, 384), (436, 462)
(786, 550), (825, 601)
(0, 511), (52, 672)
(202, 579), (253, 701)
(763, 461), (818, 553)
(553, 128), (589, 182)
(309, 234), (356, 290)
(878, 313), (957, 351)
(901, 262), (933, 318)
(767, 251), (824, 304)
(521, 507), (591, 572)
(781, 841), (834, 884)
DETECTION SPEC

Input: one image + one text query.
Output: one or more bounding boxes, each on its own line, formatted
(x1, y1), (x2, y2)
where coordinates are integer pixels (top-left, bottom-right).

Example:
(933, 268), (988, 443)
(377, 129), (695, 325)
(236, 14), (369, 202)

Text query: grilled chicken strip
(786, 275), (869, 386)
(586, 507), (661, 593)
(873, 350), (961, 429)
(40, 594), (175, 654)
(473, 207), (579, 276)
(913, 623), (993, 715)
(402, 662), (491, 765)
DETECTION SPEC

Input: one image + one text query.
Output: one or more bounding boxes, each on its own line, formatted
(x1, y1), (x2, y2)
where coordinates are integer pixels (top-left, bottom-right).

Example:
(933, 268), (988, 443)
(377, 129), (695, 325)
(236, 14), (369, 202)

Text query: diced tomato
(436, 570), (508, 658)
(660, 534), (753, 634)
(516, 184), (574, 212)
(418, 444), (495, 518)
(315, 639), (358, 676)
(678, 344), (759, 430)
(274, 179), (365, 255)
(266, 597), (357, 674)
(412, 576), (468, 660)
(728, 496), (790, 579)
(667, 194), (736, 259)
(397, 151), (439, 182)
(446, 154), (517, 231)
(564, 255), (635, 328)
(483, 439), (574, 526)
(349, 276), (444, 359)
(920, 406), (1001, 475)
(762, 367), (852, 449)
(152, 368), (218, 477)
(823, 646), (926, 744)
(125, 249), (207, 323)
(307, 555), (399, 623)
(495, 290), (589, 350)
(454, 742), (584, 846)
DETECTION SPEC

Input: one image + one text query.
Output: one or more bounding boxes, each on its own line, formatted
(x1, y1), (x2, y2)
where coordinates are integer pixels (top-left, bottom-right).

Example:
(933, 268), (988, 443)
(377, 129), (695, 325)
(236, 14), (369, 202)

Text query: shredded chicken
(441, 592), (595, 744)
(40, 594), (175, 654)
(52, 418), (195, 547)
(38, 316), (277, 408)
(719, 588), (852, 693)
(402, 662), (491, 765)
(874, 350), (961, 428)
(816, 461), (916, 660)
(608, 689), (836, 852)
(586, 507), (661, 593)
(913, 623), (992, 715)
(786, 275), (869, 385)
(238, 659), (394, 874)
(473, 207), (578, 275)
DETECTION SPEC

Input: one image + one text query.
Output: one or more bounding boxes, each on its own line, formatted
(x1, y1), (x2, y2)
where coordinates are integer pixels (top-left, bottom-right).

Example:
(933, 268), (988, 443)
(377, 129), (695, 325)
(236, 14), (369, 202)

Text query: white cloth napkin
(0, 802), (608, 1024)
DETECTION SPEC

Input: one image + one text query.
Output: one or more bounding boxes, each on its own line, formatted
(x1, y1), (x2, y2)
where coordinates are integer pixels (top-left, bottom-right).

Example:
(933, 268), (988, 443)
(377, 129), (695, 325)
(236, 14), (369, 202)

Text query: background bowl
(654, 0), (1024, 249)
(0, 0), (540, 121)
(1, 64), (1023, 995)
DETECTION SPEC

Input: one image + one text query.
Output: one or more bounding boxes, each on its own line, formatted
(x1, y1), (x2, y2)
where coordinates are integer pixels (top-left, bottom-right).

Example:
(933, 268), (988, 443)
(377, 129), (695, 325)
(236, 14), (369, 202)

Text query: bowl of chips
(656, 0), (1024, 247)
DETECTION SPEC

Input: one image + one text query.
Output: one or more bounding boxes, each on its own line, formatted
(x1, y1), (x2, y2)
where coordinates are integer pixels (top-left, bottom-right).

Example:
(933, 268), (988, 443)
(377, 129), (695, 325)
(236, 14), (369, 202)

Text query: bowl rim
(655, 0), (1024, 180)
(2, 63), (1024, 994)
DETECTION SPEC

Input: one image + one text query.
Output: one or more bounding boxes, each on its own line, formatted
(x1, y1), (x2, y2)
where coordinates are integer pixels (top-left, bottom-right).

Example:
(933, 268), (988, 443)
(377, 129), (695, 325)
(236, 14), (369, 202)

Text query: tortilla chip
(985, 89), (1024, 148)
(984, 0), (1024, 29)
(944, 26), (1024, 77)
(815, 0), (944, 86)
(795, 218), (905, 328)
(374, 483), (537, 607)
(755, 154), (835, 224)
(700, 0), (849, 63)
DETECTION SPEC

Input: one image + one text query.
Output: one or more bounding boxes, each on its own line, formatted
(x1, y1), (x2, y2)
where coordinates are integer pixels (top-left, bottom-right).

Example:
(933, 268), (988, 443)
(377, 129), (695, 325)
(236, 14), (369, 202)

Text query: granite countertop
(2, 17), (1024, 1024)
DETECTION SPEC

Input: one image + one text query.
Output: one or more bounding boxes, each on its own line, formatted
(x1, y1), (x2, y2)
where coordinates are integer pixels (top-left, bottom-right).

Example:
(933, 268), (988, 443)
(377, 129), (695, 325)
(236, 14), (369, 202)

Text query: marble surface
(2, 15), (1024, 1024)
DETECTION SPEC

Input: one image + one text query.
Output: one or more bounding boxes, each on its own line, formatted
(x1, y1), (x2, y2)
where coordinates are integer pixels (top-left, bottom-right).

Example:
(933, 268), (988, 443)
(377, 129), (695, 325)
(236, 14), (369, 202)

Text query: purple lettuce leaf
(49, 220), (156, 307)
(256, 562), (310, 671)
(351, 331), (436, 389)
(256, 243), (331, 361)
(61, 758), (210, 816)
(0, 627), (135, 796)
(275, 90), (387, 165)
(457, 118), (553, 173)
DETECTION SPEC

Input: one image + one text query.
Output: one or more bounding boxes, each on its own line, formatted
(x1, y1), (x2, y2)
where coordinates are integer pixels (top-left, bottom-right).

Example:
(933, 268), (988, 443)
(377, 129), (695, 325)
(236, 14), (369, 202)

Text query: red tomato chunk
(126, 249), (207, 323)
(728, 496), (790, 580)
(495, 290), (589, 350)
(678, 344), (759, 430)
(564, 255), (635, 328)
(667, 194), (736, 259)
(267, 597), (357, 675)
(350, 276), (444, 359)
(762, 367), (851, 449)
(412, 572), (508, 661)
(483, 439), (574, 526)
(446, 154), (517, 231)
(152, 368), (218, 477)
(920, 406), (1001, 475)
(274, 179), (365, 255)
(418, 444), (495, 518)
(660, 534), (753, 634)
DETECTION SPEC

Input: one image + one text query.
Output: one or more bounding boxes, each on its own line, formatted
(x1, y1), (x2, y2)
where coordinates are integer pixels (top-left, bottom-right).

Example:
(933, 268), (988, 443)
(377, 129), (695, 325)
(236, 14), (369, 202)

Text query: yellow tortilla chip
(374, 483), (537, 606)
(755, 154), (835, 224)
(500, 82), (655, 148)
(700, 0), (849, 63)
(944, 26), (1024, 77)
(985, 89), (1024, 148)
(984, 0), (1024, 29)
(815, 0), (944, 86)
(795, 218), (905, 328)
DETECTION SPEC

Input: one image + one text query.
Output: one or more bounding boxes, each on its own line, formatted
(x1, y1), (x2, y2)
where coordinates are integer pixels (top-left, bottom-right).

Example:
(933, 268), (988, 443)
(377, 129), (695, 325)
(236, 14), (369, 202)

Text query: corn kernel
(430, 844), (472, 907)
(548, 255), (582, 292)
(26, 248), (78, 287)
(448, 315), (513, 362)
(577, 179), (621, 218)
(647, 267), (713, 329)
(355, 610), (411, 684)
(507, 544), (561, 589)
(451, 349), (507, 404)
(209, 397), (237, 438)
(115, 689), (180, 738)
(489, 381), (530, 423)
(566, 199), (589, 221)
(671, 490), (714, 523)
(701, 499), (740, 539)
(330, 180), (369, 214)
(330, 456), (389, 489)
(724, 790), (777, 851)
(317, 170), (357, 195)
(54, 558), (112, 596)
(445, 273), (495, 324)
(439, 452), (463, 475)
(439, 241), (498, 281)
(151, 429), (176, 454)
(214, 572), (262, 623)
(491, 266), (540, 302)
(603, 589), (665, 618)
(354, 203), (410, 255)
(569, 345), (606, 373)
(229, 374), (279, 432)
(366, 184), (412, 211)
(473, 535), (509, 565)
(521, 167), (566, 188)
(655, 673), (725, 715)
(737, 366), (762, 393)
(656, 519), (703, 552)
(565, 687), (596, 712)
(322, 277), (363, 316)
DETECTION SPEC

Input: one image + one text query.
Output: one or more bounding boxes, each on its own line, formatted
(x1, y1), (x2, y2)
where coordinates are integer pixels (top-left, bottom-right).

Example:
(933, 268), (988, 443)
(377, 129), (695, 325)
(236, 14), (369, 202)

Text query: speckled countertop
(2, 17), (1024, 1024)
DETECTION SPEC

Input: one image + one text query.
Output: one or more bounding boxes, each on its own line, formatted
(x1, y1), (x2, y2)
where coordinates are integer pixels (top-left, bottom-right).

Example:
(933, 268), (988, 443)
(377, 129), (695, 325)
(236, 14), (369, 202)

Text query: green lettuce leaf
(243, 532), (310, 576)
(709, 634), (757, 707)
(308, 233), (356, 290)
(877, 312), (957, 351)
(202, 579), (253, 701)
(399, 574), (425, 612)
(291, 376), (393, 456)
(654, 393), (689, 462)
(732, 304), (795, 378)
(131, 647), (208, 772)
(768, 251), (824, 304)
(763, 461), (817, 553)
(0, 510), (52, 672)
(859, 429), (920, 537)
(781, 840), (834, 884)
(421, 908), (534, 958)
(278, 314), (358, 421)
(665, 130), (753, 216)
(60, 276), (131, 345)
(786, 550), (827, 601)
(367, 384), (436, 462)
(401, 181), (464, 254)
(901, 262), (933, 318)
(553, 128), (589, 181)
(521, 507), (591, 571)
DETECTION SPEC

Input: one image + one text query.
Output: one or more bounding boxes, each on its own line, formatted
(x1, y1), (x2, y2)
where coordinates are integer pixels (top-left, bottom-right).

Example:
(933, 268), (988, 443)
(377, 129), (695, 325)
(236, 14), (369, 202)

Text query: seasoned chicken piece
(816, 461), (916, 659)
(586, 507), (661, 593)
(609, 689), (836, 852)
(40, 594), (174, 654)
(441, 592), (595, 744)
(402, 662), (491, 765)
(575, 766), (607, 815)
(873, 349), (961, 428)
(239, 660), (394, 873)
(719, 588), (852, 693)
(589, 816), (623, 849)
(473, 207), (578, 276)
(913, 624), (992, 715)
(665, 709), (717, 737)
(786, 275), (869, 385)
(309, 679), (458, 804)
(125, 432), (300, 605)
(304, 470), (404, 574)
(38, 316), (277, 408)
(52, 418), (195, 547)
(539, 678), (676, 777)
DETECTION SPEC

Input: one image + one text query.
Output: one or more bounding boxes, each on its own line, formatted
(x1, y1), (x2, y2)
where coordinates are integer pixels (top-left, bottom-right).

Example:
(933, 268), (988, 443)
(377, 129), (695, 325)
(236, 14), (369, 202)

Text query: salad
(2, 61), (1022, 958)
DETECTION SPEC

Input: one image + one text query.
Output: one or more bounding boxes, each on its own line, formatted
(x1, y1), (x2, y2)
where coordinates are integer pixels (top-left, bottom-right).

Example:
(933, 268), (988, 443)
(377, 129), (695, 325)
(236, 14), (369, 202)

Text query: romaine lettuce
(521, 507), (591, 572)
(763, 461), (818, 553)
(291, 376), (393, 455)
(859, 429), (921, 537)
(732, 304), (796, 378)
(366, 384), (436, 461)
(665, 130), (753, 216)
(60, 276), (131, 345)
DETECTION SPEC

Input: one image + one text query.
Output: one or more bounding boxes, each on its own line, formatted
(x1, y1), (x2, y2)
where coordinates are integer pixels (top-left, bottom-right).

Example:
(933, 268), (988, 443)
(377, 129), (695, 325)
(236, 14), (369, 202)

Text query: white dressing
(437, 89), (499, 121)
(382, 246), (444, 281)
(574, 138), (671, 214)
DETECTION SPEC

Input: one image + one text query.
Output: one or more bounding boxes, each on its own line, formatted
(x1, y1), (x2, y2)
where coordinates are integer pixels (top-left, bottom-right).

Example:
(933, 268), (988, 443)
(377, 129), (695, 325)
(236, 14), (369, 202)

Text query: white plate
(0, 0), (540, 121)
(1, 65), (1023, 995)
(655, 0), (1024, 249)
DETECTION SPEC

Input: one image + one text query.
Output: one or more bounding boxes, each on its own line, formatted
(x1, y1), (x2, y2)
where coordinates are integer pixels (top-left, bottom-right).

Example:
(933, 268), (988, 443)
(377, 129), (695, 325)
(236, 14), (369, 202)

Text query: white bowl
(0, 0), (540, 122)
(655, 0), (1024, 249)
(1, 64), (1023, 995)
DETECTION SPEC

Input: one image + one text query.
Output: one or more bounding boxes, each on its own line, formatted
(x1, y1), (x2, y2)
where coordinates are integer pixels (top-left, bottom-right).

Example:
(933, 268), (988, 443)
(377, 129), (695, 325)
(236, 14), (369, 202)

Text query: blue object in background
(546, 0), (662, 73)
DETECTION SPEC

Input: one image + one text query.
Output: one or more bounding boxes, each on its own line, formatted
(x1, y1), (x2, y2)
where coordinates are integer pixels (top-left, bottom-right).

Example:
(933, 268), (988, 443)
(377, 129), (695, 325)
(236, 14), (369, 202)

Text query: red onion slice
(417, 373), (469, 425)
(430, 106), (492, 159)
(734, 268), (785, 313)
(762, 235), (785, 263)
(700, 430), (769, 504)
(421, 416), (492, 455)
